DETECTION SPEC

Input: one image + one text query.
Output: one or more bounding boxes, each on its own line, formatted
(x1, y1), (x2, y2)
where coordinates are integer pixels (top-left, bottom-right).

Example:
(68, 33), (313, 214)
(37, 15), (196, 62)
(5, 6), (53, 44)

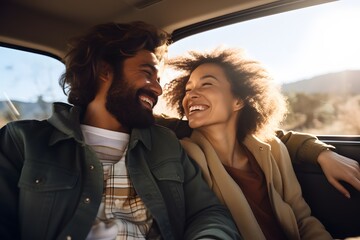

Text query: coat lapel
(244, 135), (300, 240)
(188, 131), (266, 240)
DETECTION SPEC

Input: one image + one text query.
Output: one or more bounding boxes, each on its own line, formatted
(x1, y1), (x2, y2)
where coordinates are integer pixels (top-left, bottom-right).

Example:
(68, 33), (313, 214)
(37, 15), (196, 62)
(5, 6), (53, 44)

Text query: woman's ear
(233, 98), (244, 112)
(99, 61), (113, 82)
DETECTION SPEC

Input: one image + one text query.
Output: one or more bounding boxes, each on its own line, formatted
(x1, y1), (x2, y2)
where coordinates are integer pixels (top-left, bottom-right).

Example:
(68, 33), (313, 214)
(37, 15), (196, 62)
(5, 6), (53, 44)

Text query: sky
(167, 0), (360, 84)
(1, 0), (360, 106)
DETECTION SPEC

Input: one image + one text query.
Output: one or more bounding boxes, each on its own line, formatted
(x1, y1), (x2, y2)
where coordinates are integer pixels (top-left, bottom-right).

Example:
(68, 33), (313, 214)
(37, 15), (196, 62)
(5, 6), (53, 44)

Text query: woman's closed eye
(202, 82), (213, 87)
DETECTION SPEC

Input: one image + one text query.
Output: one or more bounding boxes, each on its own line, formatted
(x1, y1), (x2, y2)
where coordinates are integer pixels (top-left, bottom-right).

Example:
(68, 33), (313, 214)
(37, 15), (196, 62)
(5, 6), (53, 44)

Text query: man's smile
(139, 95), (155, 109)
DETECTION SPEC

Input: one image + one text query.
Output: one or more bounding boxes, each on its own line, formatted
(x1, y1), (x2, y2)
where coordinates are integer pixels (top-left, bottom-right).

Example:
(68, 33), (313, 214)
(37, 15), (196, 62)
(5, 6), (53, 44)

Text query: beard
(105, 78), (157, 129)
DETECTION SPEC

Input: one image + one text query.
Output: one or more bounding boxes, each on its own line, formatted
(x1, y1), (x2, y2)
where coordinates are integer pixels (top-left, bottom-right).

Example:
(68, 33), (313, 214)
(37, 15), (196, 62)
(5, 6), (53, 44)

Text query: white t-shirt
(81, 125), (155, 240)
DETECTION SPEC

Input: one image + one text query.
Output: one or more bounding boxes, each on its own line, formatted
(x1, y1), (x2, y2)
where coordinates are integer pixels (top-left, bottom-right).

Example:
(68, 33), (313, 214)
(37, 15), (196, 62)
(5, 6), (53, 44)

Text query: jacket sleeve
(0, 124), (23, 240)
(155, 116), (334, 165)
(272, 139), (332, 239)
(154, 115), (192, 139)
(180, 147), (241, 240)
(275, 129), (335, 164)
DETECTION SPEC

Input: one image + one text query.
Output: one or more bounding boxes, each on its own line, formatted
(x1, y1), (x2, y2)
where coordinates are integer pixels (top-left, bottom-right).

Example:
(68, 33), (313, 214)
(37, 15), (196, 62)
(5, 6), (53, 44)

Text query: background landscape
(1, 70), (360, 135)
(282, 70), (360, 134)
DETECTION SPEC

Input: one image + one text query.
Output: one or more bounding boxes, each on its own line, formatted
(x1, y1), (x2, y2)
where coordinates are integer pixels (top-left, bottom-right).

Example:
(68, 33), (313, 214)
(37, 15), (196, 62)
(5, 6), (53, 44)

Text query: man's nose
(149, 78), (162, 96)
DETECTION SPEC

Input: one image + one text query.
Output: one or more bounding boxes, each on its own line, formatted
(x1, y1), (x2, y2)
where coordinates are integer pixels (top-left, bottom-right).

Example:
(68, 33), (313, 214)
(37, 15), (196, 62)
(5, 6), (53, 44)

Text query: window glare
(167, 0), (360, 84)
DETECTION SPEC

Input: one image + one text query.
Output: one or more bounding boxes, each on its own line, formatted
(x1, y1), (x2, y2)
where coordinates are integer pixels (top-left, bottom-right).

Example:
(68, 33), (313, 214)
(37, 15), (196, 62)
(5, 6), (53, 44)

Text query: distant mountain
(282, 70), (360, 94)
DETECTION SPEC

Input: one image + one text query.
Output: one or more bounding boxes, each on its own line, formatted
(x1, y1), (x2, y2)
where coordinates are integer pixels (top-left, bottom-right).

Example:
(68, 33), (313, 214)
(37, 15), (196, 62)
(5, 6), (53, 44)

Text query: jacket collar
(47, 102), (84, 145)
(128, 127), (152, 151)
(47, 102), (152, 150)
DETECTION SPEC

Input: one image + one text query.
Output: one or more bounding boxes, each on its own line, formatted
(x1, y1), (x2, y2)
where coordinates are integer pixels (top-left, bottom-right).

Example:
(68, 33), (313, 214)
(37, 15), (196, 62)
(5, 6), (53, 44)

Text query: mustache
(109, 82), (159, 107)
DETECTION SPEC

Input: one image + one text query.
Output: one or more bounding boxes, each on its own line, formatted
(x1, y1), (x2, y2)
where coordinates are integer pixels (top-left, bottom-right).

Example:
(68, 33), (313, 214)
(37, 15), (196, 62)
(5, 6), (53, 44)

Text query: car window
(0, 46), (66, 128)
(158, 0), (360, 135)
(2, 0), (359, 136)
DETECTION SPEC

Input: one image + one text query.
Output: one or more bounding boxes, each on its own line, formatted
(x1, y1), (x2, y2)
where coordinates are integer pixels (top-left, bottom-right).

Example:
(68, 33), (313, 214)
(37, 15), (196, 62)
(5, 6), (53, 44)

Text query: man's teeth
(140, 97), (154, 108)
(189, 105), (206, 112)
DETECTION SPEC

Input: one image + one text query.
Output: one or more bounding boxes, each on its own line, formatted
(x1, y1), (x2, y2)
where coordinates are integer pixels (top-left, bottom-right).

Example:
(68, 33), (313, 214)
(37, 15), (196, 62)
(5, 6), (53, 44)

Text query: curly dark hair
(59, 21), (170, 108)
(164, 48), (287, 141)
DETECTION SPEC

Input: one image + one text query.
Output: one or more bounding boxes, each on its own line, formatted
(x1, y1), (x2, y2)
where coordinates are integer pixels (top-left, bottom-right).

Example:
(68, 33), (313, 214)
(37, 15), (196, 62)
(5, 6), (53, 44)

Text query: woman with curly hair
(164, 48), (332, 240)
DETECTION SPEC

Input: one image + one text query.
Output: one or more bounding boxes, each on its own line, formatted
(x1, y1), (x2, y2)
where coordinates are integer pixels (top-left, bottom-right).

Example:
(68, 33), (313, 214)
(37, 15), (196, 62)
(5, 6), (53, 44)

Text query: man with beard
(0, 22), (240, 240)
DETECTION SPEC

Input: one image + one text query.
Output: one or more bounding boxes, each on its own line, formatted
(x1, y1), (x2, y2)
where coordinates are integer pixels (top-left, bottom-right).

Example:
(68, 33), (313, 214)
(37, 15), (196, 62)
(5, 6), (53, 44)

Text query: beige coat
(181, 130), (332, 240)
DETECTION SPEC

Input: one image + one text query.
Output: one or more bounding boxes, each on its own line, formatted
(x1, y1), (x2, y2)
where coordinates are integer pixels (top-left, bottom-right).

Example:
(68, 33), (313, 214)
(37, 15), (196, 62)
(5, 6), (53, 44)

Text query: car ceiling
(0, 0), (331, 59)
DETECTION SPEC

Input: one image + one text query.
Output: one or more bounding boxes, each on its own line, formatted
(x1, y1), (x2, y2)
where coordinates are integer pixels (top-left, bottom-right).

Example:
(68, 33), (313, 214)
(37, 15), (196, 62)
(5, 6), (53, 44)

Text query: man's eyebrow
(140, 63), (158, 72)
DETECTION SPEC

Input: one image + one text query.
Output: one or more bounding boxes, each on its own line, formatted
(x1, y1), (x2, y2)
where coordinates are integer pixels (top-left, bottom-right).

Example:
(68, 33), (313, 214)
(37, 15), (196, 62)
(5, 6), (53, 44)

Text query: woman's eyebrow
(186, 74), (218, 87)
(200, 74), (218, 81)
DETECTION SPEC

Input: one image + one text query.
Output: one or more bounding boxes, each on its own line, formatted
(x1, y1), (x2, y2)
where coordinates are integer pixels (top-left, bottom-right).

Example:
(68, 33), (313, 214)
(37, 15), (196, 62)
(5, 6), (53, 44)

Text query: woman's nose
(188, 88), (199, 98)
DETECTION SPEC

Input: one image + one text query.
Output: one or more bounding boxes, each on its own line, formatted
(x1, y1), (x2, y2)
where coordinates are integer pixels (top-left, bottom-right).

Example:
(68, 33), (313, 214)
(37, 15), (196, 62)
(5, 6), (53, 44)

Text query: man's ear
(233, 98), (244, 112)
(99, 61), (113, 82)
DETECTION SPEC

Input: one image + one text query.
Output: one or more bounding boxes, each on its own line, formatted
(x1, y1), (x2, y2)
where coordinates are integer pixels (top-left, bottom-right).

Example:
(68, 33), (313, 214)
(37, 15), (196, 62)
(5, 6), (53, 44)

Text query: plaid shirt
(81, 125), (159, 240)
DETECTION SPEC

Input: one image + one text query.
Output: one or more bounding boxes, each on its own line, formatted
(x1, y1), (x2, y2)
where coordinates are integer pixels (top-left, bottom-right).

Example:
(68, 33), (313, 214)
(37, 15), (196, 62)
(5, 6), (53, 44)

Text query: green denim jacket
(0, 102), (240, 240)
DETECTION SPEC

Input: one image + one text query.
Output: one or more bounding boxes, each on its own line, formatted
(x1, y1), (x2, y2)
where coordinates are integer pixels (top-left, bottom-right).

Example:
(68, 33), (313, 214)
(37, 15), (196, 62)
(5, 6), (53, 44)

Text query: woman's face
(182, 63), (242, 129)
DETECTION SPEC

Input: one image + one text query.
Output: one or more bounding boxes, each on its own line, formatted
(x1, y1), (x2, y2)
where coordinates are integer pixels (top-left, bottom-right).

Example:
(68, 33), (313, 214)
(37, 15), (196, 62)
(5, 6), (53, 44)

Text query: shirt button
(89, 165), (95, 170)
(84, 197), (91, 204)
(259, 147), (264, 151)
(66, 236), (72, 240)
(35, 178), (41, 184)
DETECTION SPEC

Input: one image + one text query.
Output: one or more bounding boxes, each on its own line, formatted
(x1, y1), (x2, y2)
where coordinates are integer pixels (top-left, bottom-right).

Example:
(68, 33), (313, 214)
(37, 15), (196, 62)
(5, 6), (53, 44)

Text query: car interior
(0, 0), (336, 58)
(1, 0), (360, 238)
